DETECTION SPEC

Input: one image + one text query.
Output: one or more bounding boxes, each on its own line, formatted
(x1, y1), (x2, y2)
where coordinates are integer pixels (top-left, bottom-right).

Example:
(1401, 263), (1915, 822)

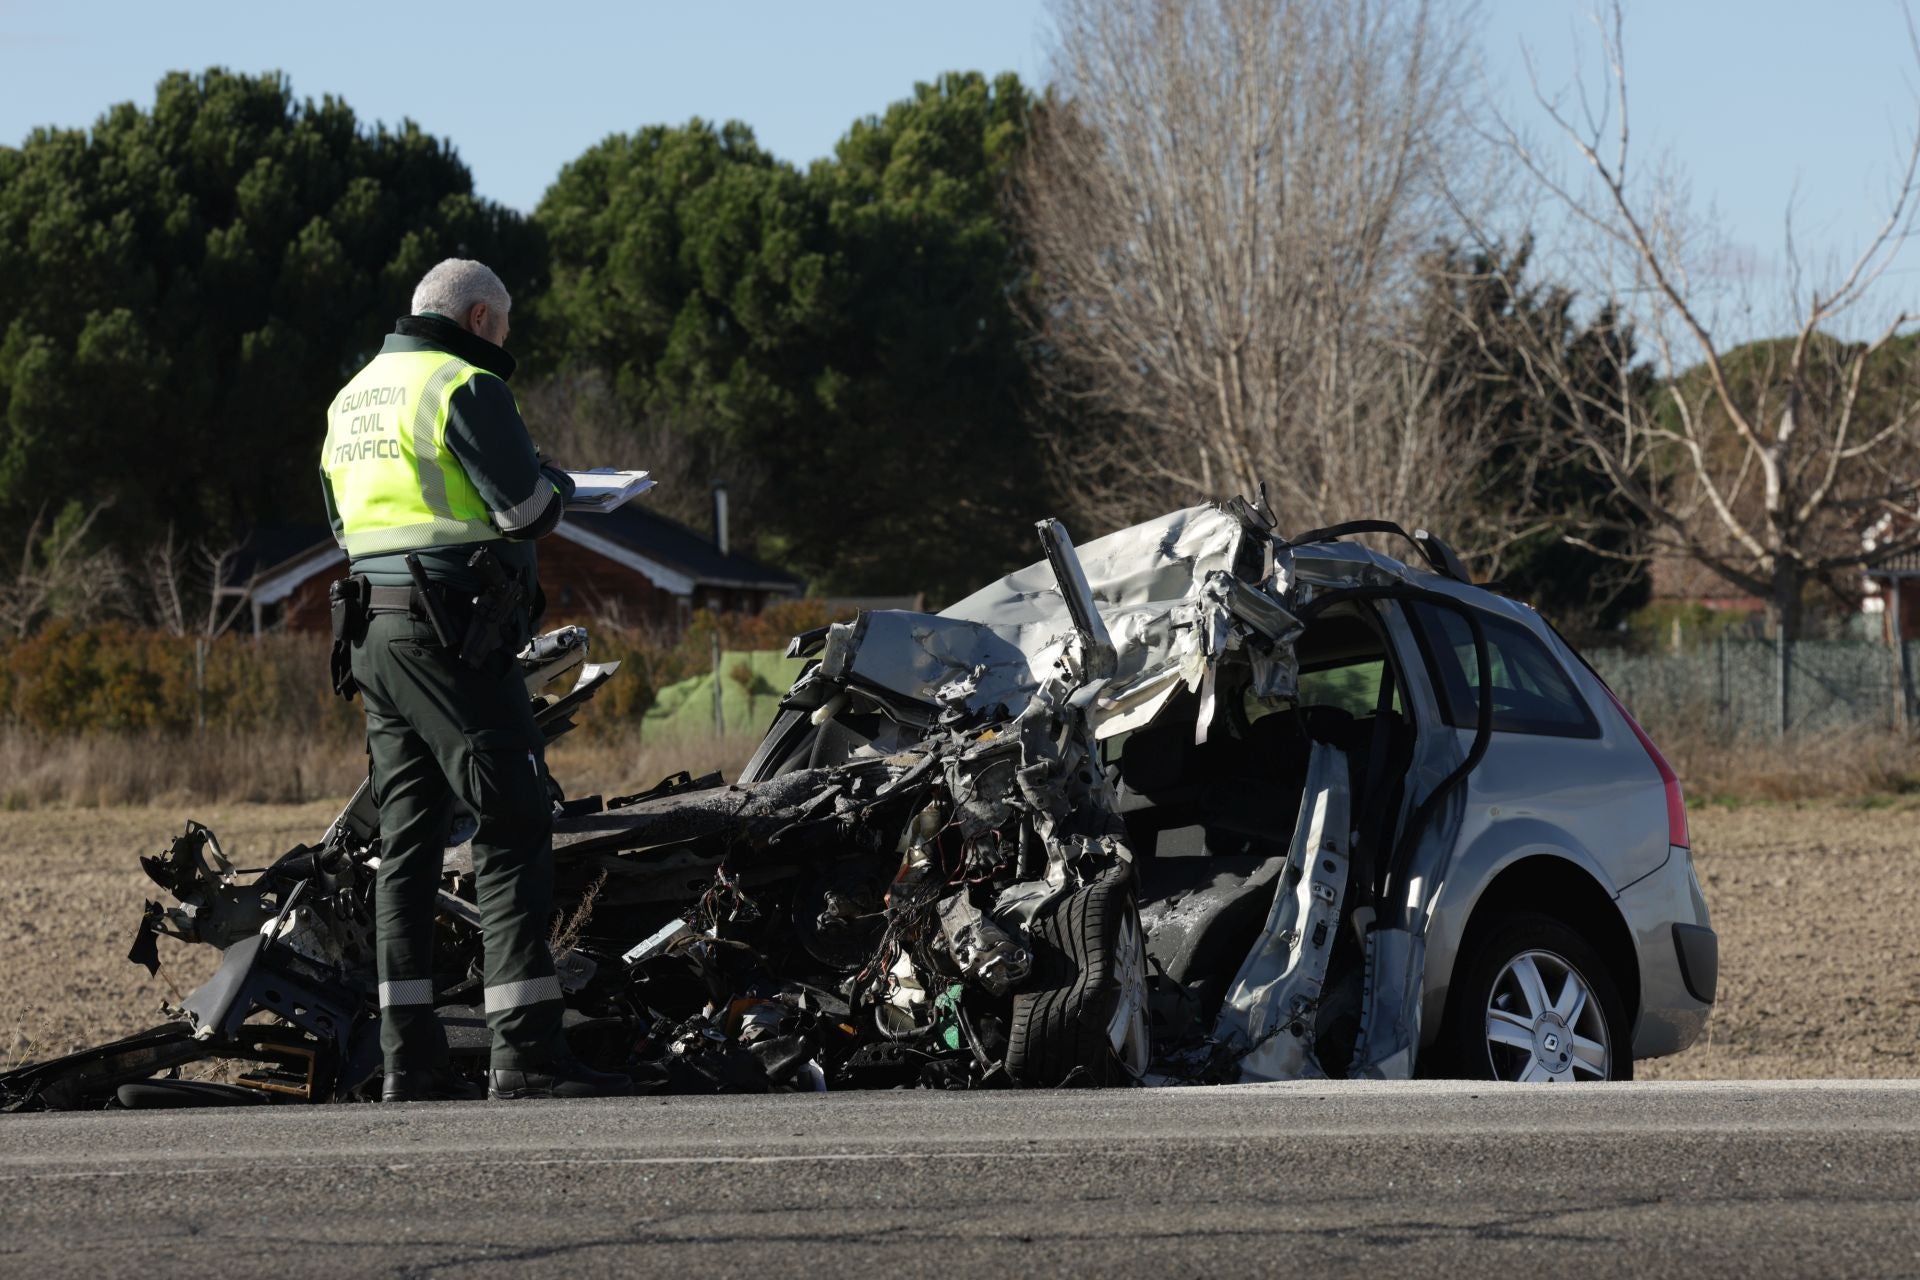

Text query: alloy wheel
(1484, 948), (1611, 1082)
(1105, 911), (1151, 1077)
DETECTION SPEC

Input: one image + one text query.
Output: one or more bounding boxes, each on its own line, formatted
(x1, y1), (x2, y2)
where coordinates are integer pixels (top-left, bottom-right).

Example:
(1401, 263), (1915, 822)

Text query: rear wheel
(1006, 864), (1149, 1087)
(1439, 913), (1631, 1082)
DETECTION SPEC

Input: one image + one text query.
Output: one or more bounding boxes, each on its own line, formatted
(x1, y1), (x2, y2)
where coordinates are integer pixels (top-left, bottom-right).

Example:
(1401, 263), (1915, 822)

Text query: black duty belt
(367, 584), (431, 615)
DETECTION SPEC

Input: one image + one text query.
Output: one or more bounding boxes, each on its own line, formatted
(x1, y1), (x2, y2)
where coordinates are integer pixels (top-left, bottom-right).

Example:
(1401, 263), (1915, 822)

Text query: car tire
(740, 709), (815, 783)
(1439, 912), (1632, 1082)
(1006, 863), (1150, 1087)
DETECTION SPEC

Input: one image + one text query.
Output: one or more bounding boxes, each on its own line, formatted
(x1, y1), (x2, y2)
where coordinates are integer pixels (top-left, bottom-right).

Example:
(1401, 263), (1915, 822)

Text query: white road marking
(0, 1148), (1078, 1182)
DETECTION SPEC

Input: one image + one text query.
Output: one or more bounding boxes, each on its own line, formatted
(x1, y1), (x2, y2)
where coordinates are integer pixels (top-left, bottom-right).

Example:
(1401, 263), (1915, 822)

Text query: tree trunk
(1767, 563), (1801, 736)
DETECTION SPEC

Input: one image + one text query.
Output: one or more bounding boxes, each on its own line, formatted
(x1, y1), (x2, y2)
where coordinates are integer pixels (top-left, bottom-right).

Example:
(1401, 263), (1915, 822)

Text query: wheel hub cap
(1532, 1016), (1571, 1073)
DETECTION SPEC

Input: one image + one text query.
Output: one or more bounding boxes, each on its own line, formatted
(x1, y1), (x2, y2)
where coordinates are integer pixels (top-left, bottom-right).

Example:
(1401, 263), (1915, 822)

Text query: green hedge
(0, 622), (350, 734)
(0, 601), (855, 737)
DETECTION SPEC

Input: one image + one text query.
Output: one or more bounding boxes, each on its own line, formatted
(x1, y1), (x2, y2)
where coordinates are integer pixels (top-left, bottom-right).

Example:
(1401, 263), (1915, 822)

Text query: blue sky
(3, 1), (1918, 307)
(1486, 2), (1920, 316)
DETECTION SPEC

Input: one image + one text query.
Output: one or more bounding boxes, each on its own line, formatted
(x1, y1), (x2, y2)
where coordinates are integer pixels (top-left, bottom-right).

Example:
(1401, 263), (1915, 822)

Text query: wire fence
(1586, 638), (1920, 738)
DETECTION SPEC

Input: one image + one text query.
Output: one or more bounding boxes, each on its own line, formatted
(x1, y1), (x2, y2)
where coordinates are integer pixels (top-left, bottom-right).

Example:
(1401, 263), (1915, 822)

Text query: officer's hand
(540, 463), (576, 501)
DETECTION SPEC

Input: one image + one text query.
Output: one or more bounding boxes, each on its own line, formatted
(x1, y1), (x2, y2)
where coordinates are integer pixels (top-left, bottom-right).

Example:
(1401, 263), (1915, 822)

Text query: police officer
(320, 258), (629, 1102)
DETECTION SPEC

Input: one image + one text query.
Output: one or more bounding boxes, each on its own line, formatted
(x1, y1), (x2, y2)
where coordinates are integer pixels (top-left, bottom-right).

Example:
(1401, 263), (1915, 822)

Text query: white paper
(562, 468), (656, 514)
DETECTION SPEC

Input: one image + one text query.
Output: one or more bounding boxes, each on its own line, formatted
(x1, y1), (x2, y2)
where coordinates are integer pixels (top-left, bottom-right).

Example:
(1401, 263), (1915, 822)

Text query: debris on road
(6, 496), (1693, 1110)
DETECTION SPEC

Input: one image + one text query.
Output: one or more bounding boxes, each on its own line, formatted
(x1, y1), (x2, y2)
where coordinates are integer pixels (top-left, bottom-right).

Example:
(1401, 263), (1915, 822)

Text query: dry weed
(1, 709), (1905, 813)
(0, 726), (764, 810)
(0, 728), (365, 808)
(549, 870), (608, 955)
(1650, 723), (1920, 804)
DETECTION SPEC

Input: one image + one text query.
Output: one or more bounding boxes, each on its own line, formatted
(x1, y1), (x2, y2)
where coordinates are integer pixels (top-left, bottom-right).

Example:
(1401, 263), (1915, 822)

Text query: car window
(1294, 658), (1398, 717)
(1242, 653), (1405, 724)
(1410, 603), (1598, 738)
(1254, 608), (1404, 720)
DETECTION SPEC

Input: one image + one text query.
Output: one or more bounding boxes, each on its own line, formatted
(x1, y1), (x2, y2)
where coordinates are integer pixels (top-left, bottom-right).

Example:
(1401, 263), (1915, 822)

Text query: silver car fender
(1420, 815), (1625, 1046)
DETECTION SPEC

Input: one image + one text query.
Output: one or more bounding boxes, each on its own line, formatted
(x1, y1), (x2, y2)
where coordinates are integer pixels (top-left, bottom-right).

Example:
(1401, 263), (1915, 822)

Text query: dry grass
(0, 729), (366, 808)
(547, 730), (762, 800)
(0, 715), (1911, 811)
(0, 726), (762, 809)
(1652, 723), (1920, 805)
(549, 870), (608, 955)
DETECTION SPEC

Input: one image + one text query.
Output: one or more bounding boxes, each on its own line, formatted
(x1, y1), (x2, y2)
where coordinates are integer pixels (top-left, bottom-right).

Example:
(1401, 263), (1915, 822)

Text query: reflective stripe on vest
(322, 349), (505, 558)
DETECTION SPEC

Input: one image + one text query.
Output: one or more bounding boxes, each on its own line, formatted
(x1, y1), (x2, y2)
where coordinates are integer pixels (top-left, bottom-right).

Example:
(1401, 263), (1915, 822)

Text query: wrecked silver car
(0, 499), (1716, 1110)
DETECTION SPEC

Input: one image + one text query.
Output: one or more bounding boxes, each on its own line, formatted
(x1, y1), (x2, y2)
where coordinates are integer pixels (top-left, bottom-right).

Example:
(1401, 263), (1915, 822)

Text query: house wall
(535, 536), (685, 627)
(686, 585), (792, 615)
(1876, 579), (1920, 642)
(282, 573), (337, 632)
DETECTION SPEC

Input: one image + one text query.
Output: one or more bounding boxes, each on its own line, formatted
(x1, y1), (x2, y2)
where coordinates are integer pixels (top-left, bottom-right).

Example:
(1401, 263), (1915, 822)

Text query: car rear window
(1410, 603), (1599, 738)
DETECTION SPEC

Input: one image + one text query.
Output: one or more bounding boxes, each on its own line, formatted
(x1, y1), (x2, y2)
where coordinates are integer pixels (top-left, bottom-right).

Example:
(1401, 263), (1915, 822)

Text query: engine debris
(5, 502), (1497, 1110)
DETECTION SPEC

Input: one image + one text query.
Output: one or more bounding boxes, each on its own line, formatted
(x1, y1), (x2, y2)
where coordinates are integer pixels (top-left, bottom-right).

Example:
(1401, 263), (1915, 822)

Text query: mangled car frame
(1, 497), (1716, 1109)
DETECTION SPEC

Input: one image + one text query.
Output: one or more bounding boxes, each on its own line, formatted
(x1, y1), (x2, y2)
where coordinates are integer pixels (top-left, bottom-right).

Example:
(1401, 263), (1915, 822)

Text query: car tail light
(1602, 686), (1689, 849)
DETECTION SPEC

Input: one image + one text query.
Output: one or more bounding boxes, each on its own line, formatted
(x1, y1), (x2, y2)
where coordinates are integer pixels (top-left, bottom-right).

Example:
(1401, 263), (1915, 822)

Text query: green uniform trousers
(350, 610), (567, 1073)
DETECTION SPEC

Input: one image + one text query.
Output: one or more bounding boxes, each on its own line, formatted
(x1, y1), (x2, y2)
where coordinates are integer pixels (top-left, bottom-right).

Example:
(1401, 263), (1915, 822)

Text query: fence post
(1775, 633), (1791, 736)
(1894, 577), (1914, 736)
(710, 630), (724, 737)
(193, 636), (207, 732)
(1716, 633), (1729, 729)
(1896, 637), (1912, 740)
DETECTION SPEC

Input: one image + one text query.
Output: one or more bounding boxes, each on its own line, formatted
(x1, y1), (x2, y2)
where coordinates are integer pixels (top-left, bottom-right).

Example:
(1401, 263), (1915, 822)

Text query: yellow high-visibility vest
(322, 350), (503, 557)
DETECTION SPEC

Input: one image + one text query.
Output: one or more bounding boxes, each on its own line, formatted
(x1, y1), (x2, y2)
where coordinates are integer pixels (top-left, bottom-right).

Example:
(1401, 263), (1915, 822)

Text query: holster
(458, 548), (527, 667)
(327, 576), (369, 699)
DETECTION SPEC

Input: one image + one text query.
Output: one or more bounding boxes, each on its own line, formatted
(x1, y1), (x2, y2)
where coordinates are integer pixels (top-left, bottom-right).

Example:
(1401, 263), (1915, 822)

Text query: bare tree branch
(1486, 0), (1920, 639)
(0, 503), (129, 637)
(1022, 0), (1542, 569)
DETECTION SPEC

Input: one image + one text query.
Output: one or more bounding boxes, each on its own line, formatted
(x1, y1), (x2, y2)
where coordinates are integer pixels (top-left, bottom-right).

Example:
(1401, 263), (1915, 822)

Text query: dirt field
(0, 802), (340, 1067)
(2, 799), (1915, 1077)
(1638, 800), (1920, 1080)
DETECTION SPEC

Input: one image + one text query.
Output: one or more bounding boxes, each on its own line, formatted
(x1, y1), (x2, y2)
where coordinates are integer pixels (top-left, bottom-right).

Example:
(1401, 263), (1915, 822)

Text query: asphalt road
(1, 1079), (1916, 1278)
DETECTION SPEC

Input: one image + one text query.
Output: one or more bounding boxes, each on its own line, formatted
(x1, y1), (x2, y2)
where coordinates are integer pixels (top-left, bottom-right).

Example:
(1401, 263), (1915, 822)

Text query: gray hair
(411, 258), (511, 319)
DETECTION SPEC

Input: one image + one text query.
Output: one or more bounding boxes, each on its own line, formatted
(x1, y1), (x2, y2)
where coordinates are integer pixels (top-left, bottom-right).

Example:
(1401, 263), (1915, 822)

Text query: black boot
(488, 1060), (633, 1100)
(382, 1068), (485, 1103)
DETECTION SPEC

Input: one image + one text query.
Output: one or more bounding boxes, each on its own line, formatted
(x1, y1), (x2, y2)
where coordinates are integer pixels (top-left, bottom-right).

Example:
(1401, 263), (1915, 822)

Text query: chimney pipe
(712, 483), (730, 555)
